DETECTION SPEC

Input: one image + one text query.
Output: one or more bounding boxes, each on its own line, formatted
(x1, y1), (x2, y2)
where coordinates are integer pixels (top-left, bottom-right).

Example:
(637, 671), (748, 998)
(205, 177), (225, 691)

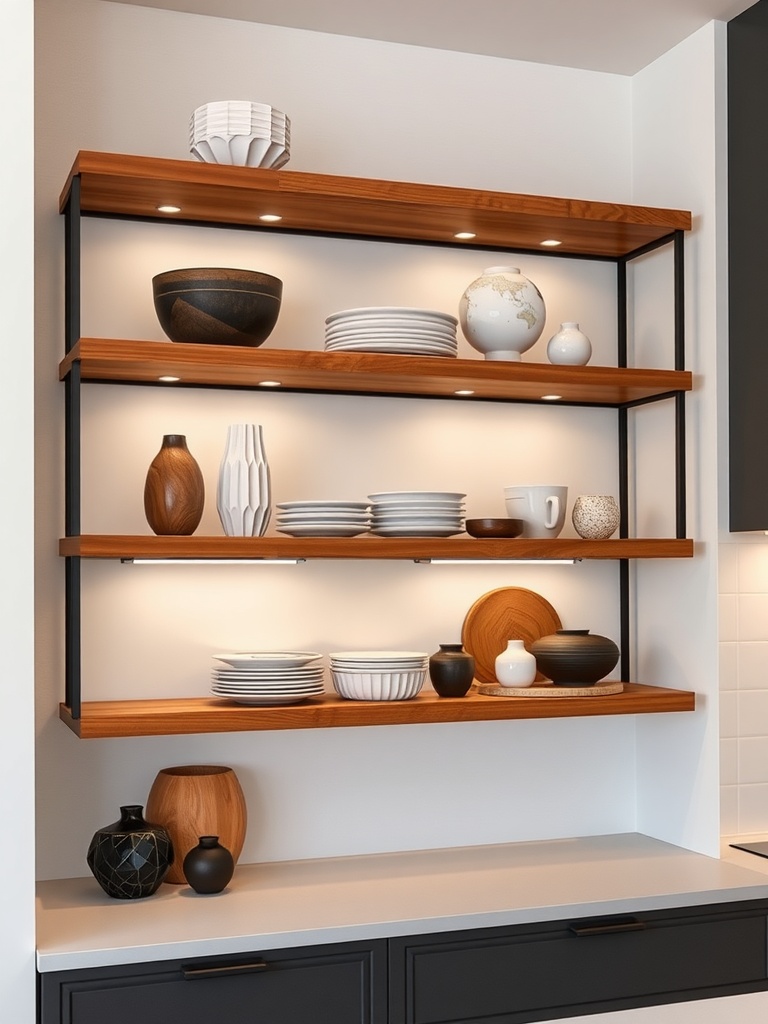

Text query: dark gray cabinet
(39, 901), (768, 1024)
(38, 939), (388, 1024)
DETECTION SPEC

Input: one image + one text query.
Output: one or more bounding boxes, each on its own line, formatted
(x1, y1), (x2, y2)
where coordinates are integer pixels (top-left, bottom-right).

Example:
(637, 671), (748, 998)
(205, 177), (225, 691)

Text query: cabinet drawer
(39, 939), (387, 1024)
(390, 901), (768, 1024)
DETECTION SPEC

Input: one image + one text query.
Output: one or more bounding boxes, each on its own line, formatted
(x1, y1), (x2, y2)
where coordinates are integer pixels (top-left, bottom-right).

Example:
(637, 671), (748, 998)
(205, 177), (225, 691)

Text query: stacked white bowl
(330, 651), (428, 700)
(190, 101), (291, 169)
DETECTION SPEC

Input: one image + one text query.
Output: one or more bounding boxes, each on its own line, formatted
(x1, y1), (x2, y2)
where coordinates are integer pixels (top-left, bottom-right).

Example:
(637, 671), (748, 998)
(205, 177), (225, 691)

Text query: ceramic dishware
(503, 485), (568, 539)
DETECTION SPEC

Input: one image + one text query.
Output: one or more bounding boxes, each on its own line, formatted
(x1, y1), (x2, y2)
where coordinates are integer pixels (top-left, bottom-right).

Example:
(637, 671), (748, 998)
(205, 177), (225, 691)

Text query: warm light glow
(454, 389), (475, 396)
(540, 238), (562, 247)
(454, 231), (476, 240)
(541, 394), (563, 401)
(158, 375), (180, 383)
(259, 214), (283, 223)
(258, 380), (282, 387)
(156, 204), (181, 214)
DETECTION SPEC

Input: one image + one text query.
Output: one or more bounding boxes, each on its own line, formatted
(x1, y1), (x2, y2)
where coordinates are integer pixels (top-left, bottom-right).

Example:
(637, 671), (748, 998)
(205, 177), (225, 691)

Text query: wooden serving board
(461, 586), (561, 685)
(478, 682), (624, 697)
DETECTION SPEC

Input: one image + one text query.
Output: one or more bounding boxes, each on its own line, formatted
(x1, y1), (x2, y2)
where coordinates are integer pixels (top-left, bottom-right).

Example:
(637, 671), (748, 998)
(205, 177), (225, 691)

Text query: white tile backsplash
(719, 541), (768, 833)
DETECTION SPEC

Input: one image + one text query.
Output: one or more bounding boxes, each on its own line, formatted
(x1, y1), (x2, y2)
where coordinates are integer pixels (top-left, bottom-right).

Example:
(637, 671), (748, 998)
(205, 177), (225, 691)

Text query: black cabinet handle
(569, 917), (646, 937)
(182, 959), (268, 980)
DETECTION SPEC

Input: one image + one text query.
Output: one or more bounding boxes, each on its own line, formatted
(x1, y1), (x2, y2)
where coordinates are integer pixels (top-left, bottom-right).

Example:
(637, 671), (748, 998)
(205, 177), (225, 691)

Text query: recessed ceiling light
(156, 205), (181, 214)
(258, 380), (282, 387)
(259, 214), (282, 223)
(541, 394), (562, 401)
(158, 375), (180, 383)
(454, 232), (476, 240)
(454, 389), (475, 396)
(540, 238), (562, 247)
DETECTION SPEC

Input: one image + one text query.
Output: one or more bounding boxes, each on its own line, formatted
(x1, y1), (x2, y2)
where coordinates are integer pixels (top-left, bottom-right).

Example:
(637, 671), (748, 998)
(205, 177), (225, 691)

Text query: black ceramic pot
(429, 643), (475, 697)
(86, 805), (174, 899)
(183, 836), (235, 894)
(530, 629), (619, 687)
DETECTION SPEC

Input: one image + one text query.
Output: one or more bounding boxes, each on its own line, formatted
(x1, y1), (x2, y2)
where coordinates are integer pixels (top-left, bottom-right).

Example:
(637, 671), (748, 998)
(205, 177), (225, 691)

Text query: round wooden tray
(461, 586), (561, 685)
(478, 682), (624, 697)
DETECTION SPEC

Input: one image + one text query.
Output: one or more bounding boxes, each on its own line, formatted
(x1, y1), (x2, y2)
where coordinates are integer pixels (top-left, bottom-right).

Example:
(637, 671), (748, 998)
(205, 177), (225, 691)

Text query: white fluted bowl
(331, 669), (426, 701)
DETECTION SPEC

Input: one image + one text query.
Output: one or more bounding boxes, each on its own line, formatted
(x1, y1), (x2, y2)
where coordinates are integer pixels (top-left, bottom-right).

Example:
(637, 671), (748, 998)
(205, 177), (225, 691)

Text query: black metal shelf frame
(61, 175), (688, 721)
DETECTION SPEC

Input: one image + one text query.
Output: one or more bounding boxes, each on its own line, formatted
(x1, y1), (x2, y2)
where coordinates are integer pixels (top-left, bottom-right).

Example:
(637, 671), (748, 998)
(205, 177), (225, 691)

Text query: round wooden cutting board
(461, 586), (562, 685)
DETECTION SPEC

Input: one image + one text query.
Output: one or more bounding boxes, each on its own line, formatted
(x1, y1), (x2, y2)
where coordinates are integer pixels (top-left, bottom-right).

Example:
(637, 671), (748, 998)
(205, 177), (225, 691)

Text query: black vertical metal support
(63, 178), (82, 718)
(674, 229), (687, 539)
(617, 257), (630, 681)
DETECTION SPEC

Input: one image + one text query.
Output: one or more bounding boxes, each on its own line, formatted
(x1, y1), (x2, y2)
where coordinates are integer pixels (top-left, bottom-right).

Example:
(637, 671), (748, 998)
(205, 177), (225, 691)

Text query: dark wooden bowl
(152, 267), (282, 346)
(465, 518), (524, 538)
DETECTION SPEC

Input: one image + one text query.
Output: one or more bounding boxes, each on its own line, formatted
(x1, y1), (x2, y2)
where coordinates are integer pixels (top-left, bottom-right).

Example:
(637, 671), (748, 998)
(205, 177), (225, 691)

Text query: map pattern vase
(459, 266), (546, 361)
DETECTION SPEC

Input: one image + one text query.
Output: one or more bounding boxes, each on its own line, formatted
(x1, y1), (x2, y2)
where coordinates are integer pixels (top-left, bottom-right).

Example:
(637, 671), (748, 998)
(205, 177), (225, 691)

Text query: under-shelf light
(122, 558), (305, 565)
(415, 559), (578, 565)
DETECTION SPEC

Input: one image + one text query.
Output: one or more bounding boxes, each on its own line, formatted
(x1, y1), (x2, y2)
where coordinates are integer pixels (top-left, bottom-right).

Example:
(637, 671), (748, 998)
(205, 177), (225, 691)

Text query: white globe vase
(216, 423), (271, 537)
(546, 321), (592, 365)
(494, 639), (537, 688)
(459, 265), (546, 361)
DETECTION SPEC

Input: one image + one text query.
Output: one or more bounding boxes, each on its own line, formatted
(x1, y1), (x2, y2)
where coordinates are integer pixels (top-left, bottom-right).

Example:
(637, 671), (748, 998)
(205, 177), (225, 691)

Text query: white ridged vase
(216, 423), (271, 537)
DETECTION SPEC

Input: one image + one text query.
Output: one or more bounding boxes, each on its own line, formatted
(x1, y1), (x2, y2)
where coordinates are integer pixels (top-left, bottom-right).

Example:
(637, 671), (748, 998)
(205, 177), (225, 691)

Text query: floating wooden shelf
(59, 683), (696, 738)
(59, 535), (694, 560)
(60, 339), (692, 406)
(61, 151), (692, 258)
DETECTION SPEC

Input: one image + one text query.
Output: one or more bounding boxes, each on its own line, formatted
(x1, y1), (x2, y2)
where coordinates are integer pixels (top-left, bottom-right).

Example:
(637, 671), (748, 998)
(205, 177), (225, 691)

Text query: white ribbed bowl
(331, 669), (426, 701)
(189, 102), (291, 168)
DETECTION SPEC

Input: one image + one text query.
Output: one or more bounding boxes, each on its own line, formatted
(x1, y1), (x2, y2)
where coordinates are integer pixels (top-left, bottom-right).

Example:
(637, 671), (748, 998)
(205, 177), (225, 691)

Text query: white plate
(325, 337), (457, 350)
(325, 325), (456, 339)
(276, 524), (370, 537)
(212, 693), (321, 706)
(371, 517), (464, 527)
(212, 683), (325, 694)
(325, 315), (457, 329)
(330, 650), (429, 661)
(326, 307), (457, 325)
(369, 503), (465, 513)
(368, 491), (466, 502)
(276, 511), (371, 521)
(370, 526), (464, 537)
(212, 669), (325, 683)
(212, 651), (322, 669)
(277, 500), (369, 510)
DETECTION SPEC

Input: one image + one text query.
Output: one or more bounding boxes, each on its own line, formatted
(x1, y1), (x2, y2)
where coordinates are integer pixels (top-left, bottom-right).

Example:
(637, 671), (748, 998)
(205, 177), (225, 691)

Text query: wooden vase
(143, 434), (205, 535)
(145, 765), (247, 884)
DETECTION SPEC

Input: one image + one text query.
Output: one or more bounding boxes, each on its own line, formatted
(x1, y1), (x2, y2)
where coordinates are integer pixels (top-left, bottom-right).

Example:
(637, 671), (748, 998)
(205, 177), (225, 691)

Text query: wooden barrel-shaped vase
(145, 765), (247, 884)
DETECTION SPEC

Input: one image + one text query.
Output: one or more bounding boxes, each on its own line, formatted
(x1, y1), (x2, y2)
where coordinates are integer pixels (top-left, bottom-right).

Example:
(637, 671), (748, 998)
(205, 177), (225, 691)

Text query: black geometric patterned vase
(86, 804), (174, 899)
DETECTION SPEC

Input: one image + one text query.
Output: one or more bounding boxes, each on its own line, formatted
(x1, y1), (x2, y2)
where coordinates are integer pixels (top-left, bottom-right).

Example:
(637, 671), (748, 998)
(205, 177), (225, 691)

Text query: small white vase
(494, 639), (537, 688)
(216, 423), (271, 537)
(459, 266), (546, 361)
(546, 322), (592, 365)
(571, 495), (620, 540)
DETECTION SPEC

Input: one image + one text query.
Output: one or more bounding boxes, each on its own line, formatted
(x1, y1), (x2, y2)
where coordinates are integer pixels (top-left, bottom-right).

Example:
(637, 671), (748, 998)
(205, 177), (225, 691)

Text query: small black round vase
(429, 643), (476, 697)
(183, 836), (235, 894)
(530, 629), (619, 686)
(86, 804), (174, 899)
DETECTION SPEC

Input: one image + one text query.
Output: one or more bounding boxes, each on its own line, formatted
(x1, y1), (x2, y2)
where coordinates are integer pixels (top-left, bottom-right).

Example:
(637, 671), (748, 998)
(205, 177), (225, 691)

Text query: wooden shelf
(61, 151), (691, 258)
(61, 339), (692, 406)
(59, 535), (694, 560)
(59, 683), (696, 738)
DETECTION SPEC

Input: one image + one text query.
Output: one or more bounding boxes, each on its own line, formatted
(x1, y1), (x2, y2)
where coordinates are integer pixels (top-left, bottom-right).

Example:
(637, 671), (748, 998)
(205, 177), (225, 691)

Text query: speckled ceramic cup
(571, 495), (620, 540)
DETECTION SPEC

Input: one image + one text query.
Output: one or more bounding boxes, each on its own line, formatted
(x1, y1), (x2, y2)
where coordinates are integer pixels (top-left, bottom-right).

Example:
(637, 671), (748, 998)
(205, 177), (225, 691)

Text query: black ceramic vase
(429, 643), (476, 697)
(183, 835), (235, 894)
(530, 629), (619, 687)
(86, 804), (174, 899)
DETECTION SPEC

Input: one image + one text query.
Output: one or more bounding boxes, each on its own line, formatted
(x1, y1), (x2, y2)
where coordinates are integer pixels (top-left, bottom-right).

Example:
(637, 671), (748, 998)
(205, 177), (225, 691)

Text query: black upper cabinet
(728, 1), (768, 531)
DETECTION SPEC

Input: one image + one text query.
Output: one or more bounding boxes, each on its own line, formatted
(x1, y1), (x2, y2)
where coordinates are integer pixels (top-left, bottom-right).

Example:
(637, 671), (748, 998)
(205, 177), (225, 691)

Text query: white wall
(1, 0), (36, 1019)
(33, 0), (721, 887)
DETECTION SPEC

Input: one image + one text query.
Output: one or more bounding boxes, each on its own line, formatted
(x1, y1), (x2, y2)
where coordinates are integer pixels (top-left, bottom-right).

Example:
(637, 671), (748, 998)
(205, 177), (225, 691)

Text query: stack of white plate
(330, 651), (429, 700)
(211, 651), (324, 705)
(275, 500), (371, 537)
(190, 101), (291, 169)
(324, 307), (458, 357)
(368, 491), (466, 537)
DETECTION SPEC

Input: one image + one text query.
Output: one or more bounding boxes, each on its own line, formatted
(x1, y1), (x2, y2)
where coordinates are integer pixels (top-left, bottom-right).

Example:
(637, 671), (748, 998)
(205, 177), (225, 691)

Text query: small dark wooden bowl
(152, 267), (283, 346)
(465, 518), (524, 538)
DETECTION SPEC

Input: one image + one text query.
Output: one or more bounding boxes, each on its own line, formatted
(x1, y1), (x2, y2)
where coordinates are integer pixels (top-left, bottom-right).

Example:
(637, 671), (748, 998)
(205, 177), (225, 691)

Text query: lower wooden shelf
(59, 683), (696, 738)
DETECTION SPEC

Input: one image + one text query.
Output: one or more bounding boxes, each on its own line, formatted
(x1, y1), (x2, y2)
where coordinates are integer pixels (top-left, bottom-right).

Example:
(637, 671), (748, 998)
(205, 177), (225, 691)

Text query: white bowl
(191, 136), (290, 169)
(331, 669), (426, 701)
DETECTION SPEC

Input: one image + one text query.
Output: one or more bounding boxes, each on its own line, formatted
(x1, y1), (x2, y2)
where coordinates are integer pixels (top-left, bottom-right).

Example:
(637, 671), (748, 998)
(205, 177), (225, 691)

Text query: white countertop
(36, 832), (768, 973)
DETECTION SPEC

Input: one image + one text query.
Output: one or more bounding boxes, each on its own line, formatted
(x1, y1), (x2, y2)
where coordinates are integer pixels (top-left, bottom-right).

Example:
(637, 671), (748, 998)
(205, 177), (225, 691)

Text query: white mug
(503, 485), (568, 538)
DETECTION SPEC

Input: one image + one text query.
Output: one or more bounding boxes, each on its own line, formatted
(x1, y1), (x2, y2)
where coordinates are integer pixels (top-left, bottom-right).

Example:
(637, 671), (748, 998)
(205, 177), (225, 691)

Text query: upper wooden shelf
(61, 151), (692, 259)
(60, 535), (693, 560)
(61, 339), (692, 406)
(58, 683), (696, 739)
